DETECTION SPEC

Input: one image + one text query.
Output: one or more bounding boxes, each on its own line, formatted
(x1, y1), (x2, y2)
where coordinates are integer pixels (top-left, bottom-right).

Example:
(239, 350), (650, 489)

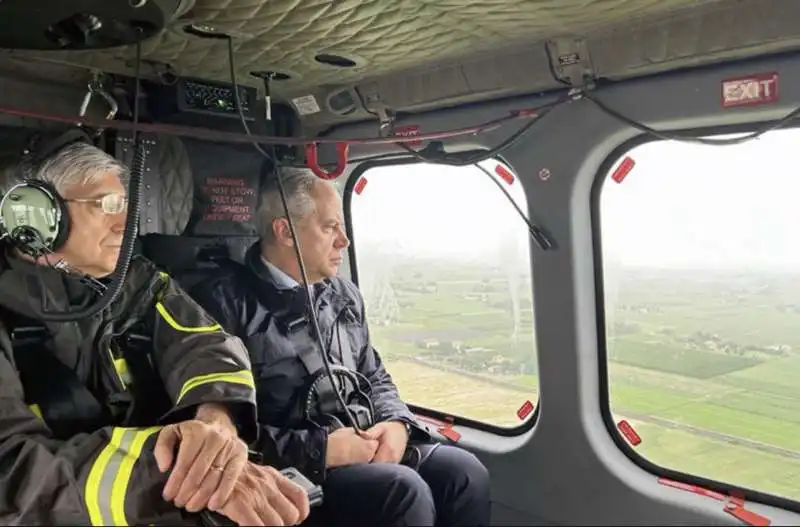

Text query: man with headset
(192, 168), (491, 527)
(0, 132), (309, 526)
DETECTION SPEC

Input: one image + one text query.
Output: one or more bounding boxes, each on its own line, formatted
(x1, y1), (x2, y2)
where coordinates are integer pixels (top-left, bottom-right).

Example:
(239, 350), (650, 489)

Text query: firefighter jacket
(0, 251), (258, 525)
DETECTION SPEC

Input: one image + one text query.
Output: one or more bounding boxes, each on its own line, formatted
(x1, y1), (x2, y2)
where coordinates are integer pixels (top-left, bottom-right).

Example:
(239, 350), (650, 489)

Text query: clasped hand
(326, 421), (410, 467)
(153, 403), (310, 525)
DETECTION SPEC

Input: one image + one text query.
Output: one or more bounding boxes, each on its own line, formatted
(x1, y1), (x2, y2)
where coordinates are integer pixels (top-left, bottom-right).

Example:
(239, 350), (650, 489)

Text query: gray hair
(256, 168), (322, 244)
(32, 141), (128, 195)
(0, 141), (128, 195)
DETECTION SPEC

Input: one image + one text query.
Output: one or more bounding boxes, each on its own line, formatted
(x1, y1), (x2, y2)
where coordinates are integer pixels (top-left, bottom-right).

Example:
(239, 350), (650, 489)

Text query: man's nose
(109, 212), (126, 233)
(335, 231), (350, 249)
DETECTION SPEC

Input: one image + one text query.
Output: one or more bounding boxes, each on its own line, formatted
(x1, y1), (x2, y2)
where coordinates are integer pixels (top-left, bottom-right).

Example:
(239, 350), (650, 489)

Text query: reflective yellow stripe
(110, 427), (161, 525)
(113, 358), (132, 386)
(177, 370), (255, 404)
(155, 272), (220, 332)
(84, 427), (162, 526)
(28, 404), (42, 419)
(155, 302), (221, 333)
(85, 428), (124, 525)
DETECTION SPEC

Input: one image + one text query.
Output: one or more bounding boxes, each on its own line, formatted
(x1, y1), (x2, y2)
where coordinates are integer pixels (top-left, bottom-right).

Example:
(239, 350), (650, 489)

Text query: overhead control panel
(146, 75), (259, 128)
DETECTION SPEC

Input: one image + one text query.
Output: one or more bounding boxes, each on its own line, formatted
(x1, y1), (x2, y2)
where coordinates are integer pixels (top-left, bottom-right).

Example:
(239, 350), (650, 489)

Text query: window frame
(590, 121), (800, 513)
(343, 156), (540, 438)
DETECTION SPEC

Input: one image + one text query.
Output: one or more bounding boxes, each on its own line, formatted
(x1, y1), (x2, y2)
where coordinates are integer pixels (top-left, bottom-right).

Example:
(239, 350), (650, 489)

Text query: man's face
(280, 182), (350, 282)
(49, 171), (127, 277)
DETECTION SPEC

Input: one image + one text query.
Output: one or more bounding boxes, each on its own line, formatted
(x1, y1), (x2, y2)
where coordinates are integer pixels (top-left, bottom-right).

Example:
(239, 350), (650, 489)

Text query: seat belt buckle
(349, 404), (374, 429)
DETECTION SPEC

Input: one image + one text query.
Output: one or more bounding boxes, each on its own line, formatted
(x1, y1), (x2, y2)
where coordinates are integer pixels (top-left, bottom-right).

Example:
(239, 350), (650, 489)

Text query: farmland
(360, 258), (800, 503)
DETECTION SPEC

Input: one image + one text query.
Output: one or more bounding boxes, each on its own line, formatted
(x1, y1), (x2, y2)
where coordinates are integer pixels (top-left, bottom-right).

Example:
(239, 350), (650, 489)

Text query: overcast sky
(350, 159), (529, 265)
(350, 127), (800, 271)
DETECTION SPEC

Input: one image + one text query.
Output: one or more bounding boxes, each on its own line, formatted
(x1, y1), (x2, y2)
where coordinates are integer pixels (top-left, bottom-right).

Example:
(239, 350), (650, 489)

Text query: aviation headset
(0, 128), (95, 257)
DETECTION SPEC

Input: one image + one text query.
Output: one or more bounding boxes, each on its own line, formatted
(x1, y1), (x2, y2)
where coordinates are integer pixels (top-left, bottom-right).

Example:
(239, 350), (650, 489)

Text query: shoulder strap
(294, 311), (356, 375)
(295, 320), (325, 375)
(335, 319), (355, 371)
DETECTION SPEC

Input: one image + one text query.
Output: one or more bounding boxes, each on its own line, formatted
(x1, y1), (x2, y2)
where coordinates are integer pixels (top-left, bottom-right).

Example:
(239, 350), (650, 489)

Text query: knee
(384, 465), (437, 524)
(388, 464), (436, 501)
(452, 449), (490, 494)
(427, 446), (490, 496)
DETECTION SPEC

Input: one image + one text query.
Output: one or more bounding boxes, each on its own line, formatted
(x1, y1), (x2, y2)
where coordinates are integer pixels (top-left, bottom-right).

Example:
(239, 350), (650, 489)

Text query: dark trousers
(304, 445), (491, 527)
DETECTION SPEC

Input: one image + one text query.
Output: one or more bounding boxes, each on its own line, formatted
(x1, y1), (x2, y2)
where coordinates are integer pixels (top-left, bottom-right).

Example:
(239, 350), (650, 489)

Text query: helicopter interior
(2, 0), (800, 524)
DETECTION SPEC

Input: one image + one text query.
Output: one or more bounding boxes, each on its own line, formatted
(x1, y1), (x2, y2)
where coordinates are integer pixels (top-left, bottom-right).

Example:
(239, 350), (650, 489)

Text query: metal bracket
(355, 84), (395, 135)
(78, 71), (119, 124)
(545, 37), (596, 89)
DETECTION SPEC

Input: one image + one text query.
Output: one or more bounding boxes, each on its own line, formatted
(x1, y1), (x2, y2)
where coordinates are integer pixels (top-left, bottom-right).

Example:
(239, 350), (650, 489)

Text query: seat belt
(289, 307), (375, 429)
(335, 319), (356, 371)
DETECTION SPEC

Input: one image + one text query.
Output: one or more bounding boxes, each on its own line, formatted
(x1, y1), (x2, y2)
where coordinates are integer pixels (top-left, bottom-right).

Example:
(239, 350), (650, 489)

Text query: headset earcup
(50, 191), (70, 252)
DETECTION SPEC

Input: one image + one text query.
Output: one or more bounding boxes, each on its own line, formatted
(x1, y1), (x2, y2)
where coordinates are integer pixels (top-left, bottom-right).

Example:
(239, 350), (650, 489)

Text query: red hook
(305, 142), (350, 180)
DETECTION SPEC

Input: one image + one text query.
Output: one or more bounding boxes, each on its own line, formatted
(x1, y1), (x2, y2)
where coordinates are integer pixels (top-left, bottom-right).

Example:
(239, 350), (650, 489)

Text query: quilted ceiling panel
(9, 0), (723, 92)
(4, 0), (800, 125)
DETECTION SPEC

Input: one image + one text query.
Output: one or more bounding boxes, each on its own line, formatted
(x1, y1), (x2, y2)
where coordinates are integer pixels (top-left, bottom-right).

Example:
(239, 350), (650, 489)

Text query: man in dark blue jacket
(191, 168), (491, 527)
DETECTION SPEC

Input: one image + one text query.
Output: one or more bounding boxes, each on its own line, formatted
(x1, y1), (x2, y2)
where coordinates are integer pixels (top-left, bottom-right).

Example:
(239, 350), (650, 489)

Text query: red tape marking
(354, 177), (368, 195)
(495, 164), (515, 185)
(729, 493), (746, 508)
(725, 506), (771, 526)
(516, 400), (534, 420)
(438, 426), (462, 443)
(611, 156), (635, 183)
(414, 414), (449, 428)
(617, 419), (642, 446)
(657, 478), (726, 501)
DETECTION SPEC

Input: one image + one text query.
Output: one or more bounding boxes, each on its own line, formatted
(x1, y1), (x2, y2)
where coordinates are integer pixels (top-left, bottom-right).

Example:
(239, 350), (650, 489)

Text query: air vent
(315, 53), (358, 68)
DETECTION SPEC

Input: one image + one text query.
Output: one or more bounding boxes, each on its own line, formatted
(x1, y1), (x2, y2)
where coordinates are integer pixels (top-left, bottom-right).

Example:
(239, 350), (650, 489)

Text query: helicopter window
(598, 127), (800, 503)
(348, 159), (537, 429)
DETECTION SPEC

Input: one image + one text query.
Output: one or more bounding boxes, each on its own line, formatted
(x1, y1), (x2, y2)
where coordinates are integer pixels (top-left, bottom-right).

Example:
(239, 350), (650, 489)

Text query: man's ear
(272, 218), (294, 247)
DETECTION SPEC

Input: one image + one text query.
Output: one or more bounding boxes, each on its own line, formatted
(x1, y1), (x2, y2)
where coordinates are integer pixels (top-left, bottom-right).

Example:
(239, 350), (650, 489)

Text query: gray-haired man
(192, 168), (491, 527)
(0, 137), (308, 526)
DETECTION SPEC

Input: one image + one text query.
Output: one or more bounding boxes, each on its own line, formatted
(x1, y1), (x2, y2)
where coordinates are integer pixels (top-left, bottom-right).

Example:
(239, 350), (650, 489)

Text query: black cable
(472, 162), (555, 250)
(353, 87), (571, 167)
(583, 89), (800, 146)
(224, 36), (368, 435)
(36, 38), (145, 322)
(394, 97), (566, 166)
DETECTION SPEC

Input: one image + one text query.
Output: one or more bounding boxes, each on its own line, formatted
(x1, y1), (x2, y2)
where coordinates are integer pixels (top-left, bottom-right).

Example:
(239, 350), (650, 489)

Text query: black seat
(114, 133), (264, 291)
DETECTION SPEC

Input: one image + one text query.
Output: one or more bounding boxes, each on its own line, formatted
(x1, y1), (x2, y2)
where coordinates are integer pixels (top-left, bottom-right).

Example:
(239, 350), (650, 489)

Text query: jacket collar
(245, 242), (349, 315)
(260, 256), (299, 290)
(0, 249), (96, 320)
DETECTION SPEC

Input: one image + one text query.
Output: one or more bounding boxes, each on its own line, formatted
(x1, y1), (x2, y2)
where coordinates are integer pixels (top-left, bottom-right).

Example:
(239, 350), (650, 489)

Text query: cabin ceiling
(2, 0), (800, 128)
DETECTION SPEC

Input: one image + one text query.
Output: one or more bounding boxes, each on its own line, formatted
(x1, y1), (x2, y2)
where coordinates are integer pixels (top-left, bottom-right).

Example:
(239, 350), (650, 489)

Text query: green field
(362, 261), (800, 503)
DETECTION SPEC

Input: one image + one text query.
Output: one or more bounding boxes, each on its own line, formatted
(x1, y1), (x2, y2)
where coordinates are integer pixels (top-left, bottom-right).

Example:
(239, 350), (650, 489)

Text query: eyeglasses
(67, 193), (128, 215)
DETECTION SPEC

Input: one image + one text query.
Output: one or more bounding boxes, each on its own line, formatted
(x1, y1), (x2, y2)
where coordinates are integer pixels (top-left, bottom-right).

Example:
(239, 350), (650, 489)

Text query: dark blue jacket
(191, 242), (420, 483)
